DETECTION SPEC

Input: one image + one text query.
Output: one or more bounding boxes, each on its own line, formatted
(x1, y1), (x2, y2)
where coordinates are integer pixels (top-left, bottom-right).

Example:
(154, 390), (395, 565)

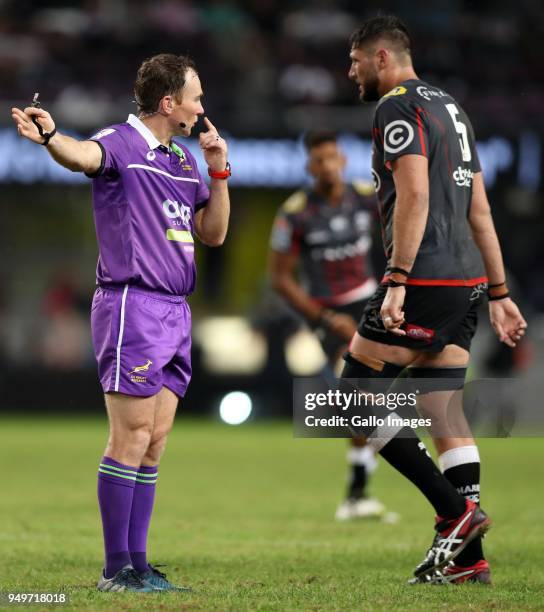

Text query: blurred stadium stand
(0, 0), (542, 135)
(1, 1), (543, 416)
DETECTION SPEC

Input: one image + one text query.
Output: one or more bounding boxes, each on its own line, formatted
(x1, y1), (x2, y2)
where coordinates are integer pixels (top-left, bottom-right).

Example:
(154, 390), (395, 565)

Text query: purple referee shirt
(87, 114), (210, 296)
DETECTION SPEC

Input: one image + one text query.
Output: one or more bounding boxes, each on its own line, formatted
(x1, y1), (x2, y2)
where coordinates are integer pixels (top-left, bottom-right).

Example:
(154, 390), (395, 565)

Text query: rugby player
(345, 16), (527, 583)
(269, 130), (390, 521)
(11, 54), (230, 592)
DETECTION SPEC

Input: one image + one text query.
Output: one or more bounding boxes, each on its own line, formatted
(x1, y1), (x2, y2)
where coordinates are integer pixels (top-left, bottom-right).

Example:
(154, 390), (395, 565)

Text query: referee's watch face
(172, 69), (205, 136)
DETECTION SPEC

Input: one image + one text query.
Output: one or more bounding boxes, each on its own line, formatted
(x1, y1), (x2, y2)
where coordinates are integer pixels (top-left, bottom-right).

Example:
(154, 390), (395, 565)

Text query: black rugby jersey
(270, 182), (378, 305)
(372, 79), (486, 286)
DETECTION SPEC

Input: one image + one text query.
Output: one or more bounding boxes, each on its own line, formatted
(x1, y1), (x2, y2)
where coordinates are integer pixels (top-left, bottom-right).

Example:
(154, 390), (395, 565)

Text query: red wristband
(208, 162), (231, 179)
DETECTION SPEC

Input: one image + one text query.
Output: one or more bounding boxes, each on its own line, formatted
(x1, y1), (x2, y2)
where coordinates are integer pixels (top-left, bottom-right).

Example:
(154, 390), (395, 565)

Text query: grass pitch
(1, 417), (542, 610)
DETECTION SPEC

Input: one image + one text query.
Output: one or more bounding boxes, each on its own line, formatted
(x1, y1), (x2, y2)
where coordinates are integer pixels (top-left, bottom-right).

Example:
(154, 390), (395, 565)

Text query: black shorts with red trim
(358, 283), (487, 353)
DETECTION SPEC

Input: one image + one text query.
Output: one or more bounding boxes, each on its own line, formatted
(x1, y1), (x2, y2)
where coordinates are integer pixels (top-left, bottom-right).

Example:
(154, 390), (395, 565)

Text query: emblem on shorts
(129, 359), (153, 374)
(129, 359), (153, 382)
(405, 324), (435, 342)
(470, 283), (487, 301)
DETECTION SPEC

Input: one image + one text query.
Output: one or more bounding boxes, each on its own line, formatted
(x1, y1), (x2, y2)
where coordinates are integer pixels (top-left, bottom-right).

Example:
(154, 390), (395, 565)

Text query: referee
(11, 54), (230, 593)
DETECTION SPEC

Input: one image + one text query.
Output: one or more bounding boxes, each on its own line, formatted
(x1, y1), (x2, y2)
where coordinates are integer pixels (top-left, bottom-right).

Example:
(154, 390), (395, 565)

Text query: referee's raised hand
(11, 106), (56, 145)
(199, 117), (227, 172)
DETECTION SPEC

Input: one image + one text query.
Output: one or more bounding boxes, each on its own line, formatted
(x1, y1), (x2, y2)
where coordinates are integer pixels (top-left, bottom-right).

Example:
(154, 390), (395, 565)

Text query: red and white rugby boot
(412, 499), (491, 582)
(437, 559), (492, 584)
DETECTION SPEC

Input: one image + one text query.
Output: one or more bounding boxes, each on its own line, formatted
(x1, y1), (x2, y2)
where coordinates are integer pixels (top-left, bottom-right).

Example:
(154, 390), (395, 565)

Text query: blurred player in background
(11, 53), (230, 593)
(269, 130), (394, 521)
(345, 15), (527, 583)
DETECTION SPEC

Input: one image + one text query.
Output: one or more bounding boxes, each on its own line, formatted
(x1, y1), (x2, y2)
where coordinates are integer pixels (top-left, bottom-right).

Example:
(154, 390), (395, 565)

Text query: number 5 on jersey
(445, 103), (472, 162)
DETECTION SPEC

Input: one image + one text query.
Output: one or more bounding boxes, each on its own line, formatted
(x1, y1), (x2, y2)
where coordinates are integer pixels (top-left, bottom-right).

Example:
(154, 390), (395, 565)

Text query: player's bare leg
(349, 333), (418, 367)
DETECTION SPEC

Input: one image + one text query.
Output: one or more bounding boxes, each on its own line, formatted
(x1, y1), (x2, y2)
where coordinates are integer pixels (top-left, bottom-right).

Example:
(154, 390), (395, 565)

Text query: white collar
(127, 114), (162, 150)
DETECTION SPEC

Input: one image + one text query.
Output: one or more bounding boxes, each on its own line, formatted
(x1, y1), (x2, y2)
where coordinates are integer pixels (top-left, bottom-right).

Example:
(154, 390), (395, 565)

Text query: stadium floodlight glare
(194, 317), (267, 375)
(219, 391), (253, 425)
(285, 329), (327, 375)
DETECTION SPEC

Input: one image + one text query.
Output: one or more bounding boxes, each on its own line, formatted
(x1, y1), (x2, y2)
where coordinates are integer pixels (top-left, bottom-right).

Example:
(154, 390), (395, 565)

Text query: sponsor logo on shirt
(383, 86), (407, 98)
(453, 166), (474, 187)
(371, 169), (381, 192)
(330, 216), (349, 232)
(306, 230), (329, 245)
(405, 324), (435, 342)
(416, 85), (448, 101)
(384, 120), (415, 154)
(92, 128), (116, 140)
(311, 235), (370, 262)
(355, 211), (371, 231)
(162, 199), (191, 228)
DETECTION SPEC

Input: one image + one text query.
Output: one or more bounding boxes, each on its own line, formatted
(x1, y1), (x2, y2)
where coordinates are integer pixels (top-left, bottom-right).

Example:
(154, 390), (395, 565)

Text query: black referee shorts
(358, 283), (487, 353)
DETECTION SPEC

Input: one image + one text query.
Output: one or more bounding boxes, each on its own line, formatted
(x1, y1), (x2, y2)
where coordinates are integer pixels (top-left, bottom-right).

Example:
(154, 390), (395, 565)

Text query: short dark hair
(349, 15), (411, 55)
(134, 53), (196, 114)
(303, 130), (338, 152)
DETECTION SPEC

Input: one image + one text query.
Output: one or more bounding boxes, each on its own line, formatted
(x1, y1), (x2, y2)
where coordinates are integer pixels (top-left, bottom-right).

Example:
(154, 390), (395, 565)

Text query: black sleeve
(84, 141), (106, 178)
(83, 126), (126, 178)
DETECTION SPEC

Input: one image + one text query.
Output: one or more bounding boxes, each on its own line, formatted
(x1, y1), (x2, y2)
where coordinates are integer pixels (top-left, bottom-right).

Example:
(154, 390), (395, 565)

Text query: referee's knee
(143, 434), (169, 464)
(107, 421), (154, 462)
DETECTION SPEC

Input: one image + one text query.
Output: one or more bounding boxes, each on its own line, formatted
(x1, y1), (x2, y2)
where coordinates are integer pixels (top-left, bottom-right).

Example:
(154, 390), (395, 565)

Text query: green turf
(1, 417), (542, 610)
